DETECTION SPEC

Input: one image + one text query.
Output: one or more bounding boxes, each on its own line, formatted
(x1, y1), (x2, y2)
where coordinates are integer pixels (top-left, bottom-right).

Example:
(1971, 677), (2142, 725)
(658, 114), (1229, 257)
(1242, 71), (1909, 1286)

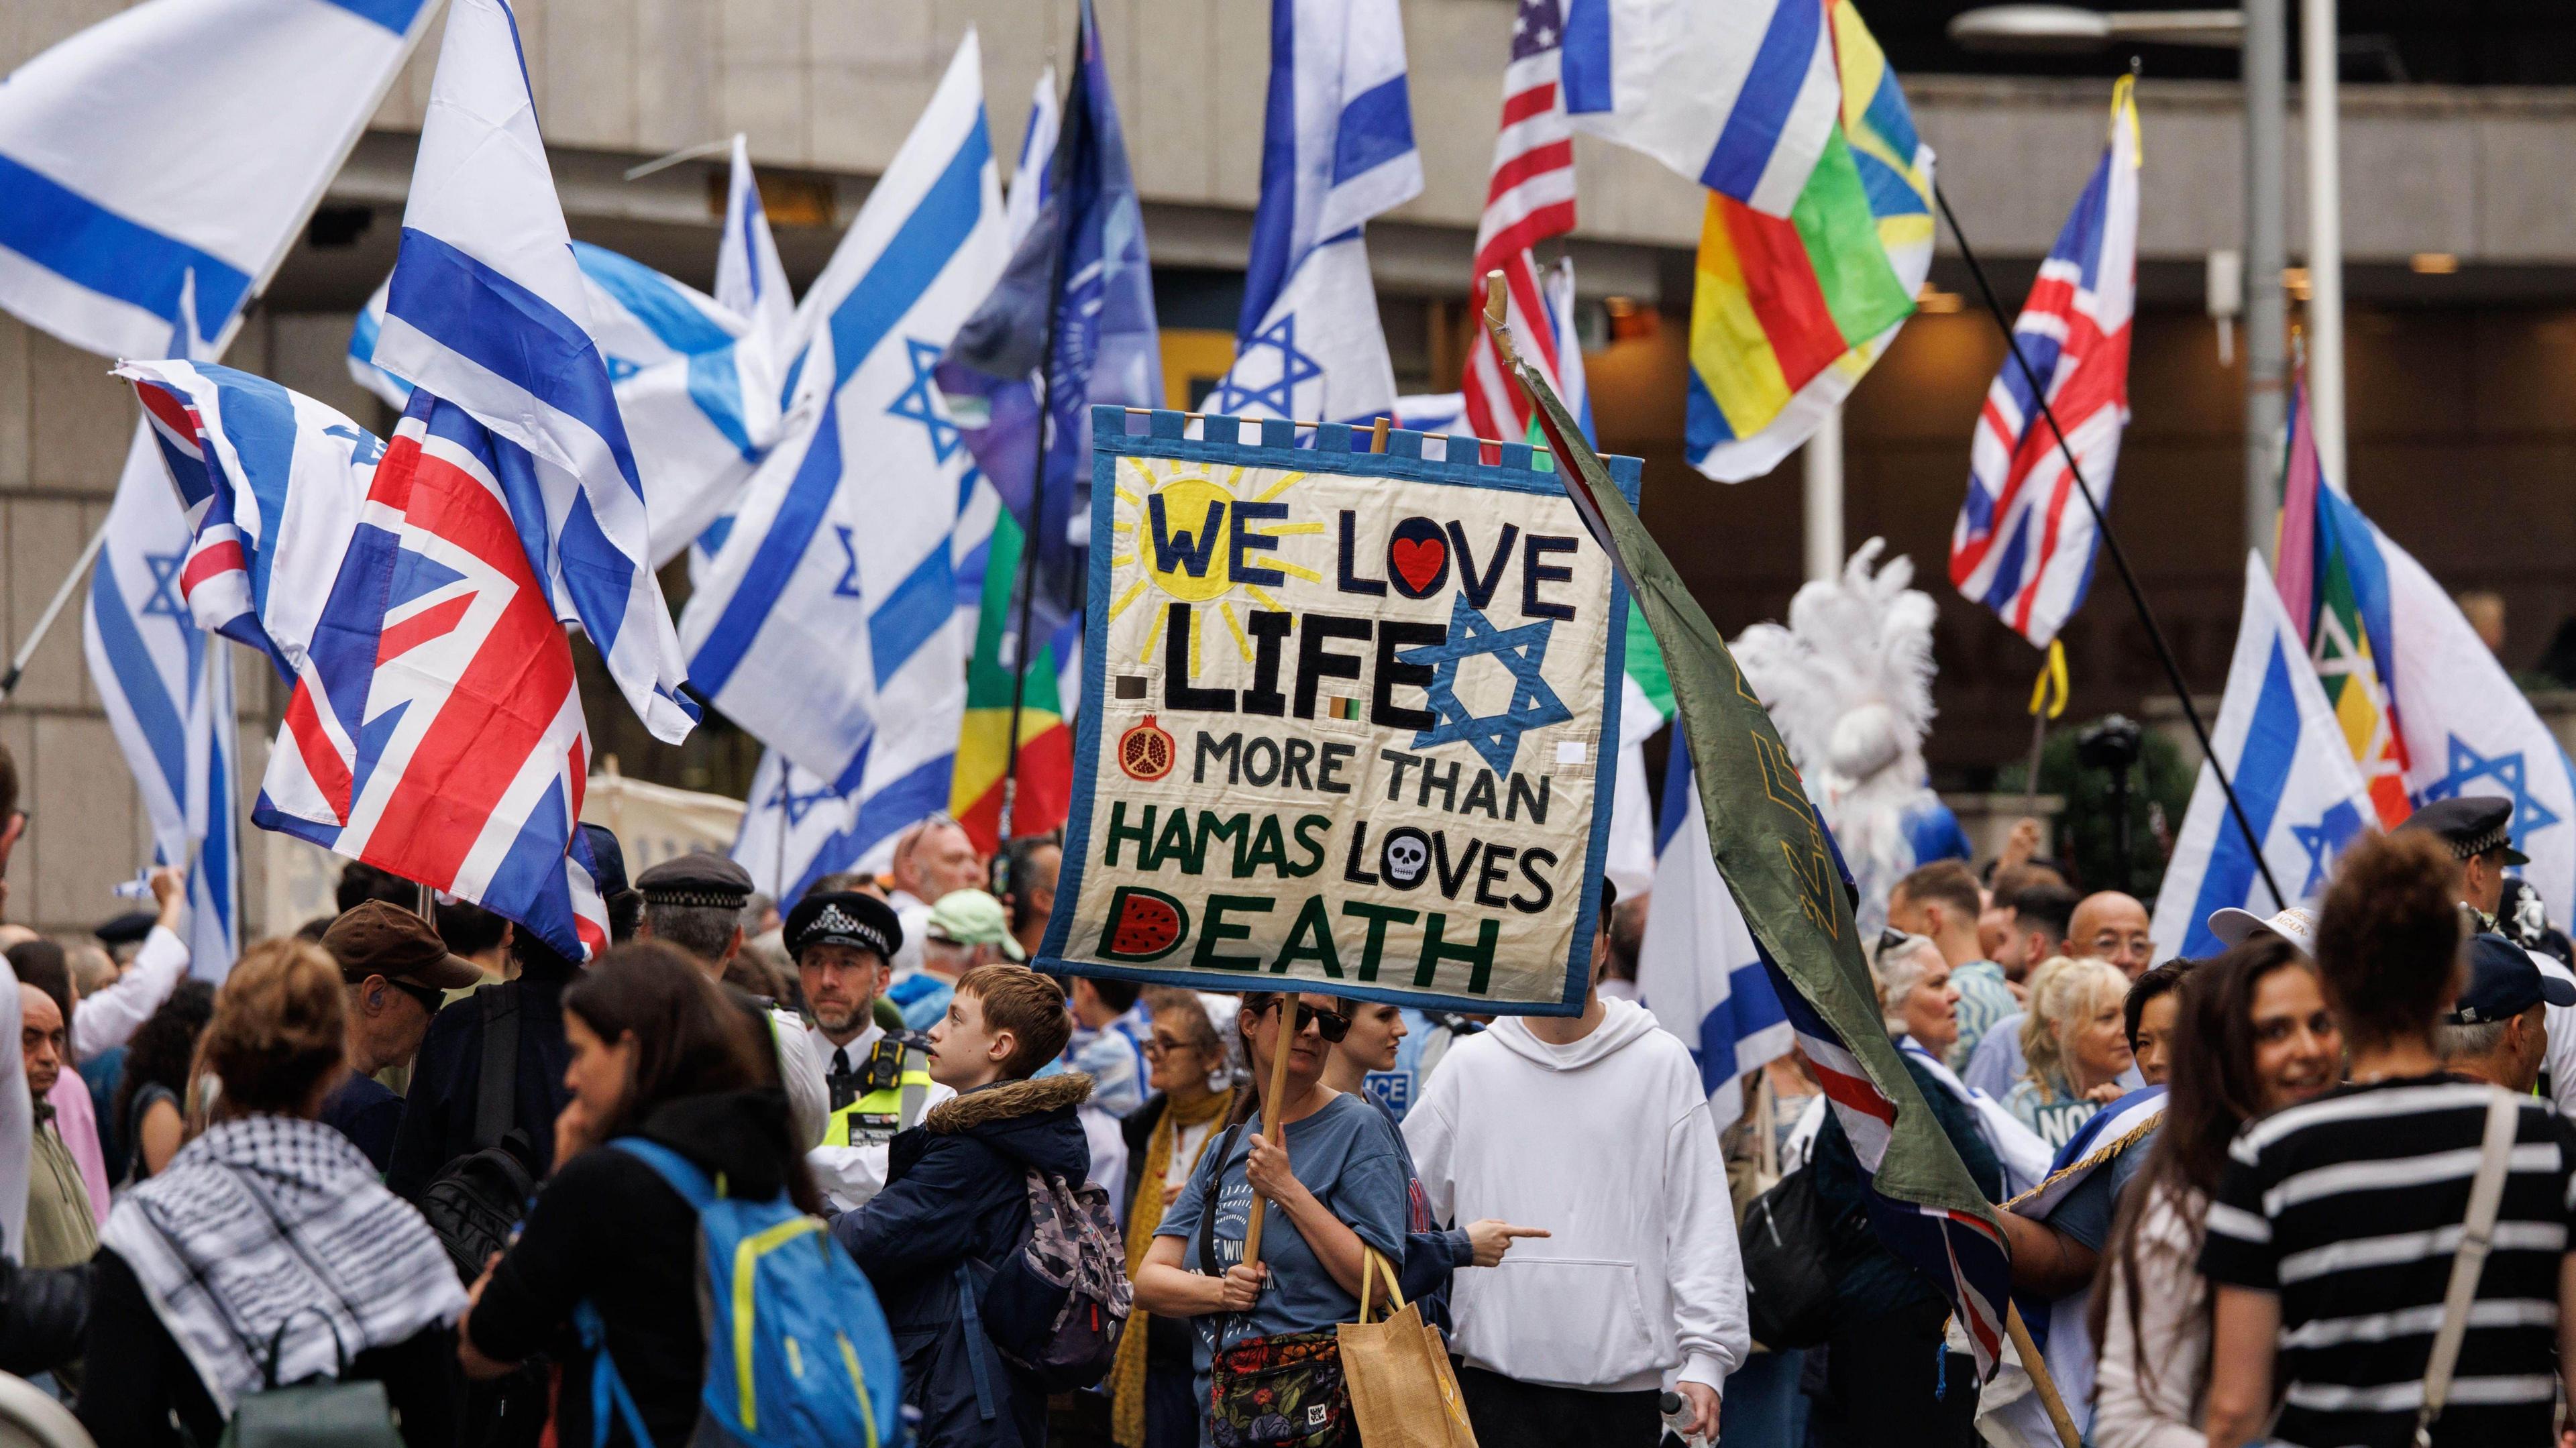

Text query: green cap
(924, 888), (1025, 961)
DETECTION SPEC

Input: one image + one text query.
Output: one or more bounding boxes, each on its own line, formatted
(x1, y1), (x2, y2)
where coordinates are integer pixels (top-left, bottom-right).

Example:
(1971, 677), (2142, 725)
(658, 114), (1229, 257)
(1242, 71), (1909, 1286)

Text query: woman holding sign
(1134, 992), (1411, 1445)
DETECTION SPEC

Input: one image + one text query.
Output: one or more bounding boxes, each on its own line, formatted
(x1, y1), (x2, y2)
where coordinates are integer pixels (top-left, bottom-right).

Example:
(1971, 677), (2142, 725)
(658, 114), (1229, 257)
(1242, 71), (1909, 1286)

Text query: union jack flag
(257, 391), (610, 961)
(1462, 0), (1579, 445)
(1950, 78), (2139, 648)
(123, 360), (374, 680)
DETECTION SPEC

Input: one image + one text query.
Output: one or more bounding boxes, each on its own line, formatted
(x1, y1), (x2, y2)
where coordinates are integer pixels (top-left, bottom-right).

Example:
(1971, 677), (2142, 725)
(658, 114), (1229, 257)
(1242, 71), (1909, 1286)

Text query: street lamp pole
(2301, 0), (2346, 484)
(2243, 0), (2288, 563)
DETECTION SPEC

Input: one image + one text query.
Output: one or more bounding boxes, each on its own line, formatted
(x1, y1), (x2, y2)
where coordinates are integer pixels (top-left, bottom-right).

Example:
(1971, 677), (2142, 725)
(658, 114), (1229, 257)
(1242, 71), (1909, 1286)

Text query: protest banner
(1036, 406), (1640, 1015)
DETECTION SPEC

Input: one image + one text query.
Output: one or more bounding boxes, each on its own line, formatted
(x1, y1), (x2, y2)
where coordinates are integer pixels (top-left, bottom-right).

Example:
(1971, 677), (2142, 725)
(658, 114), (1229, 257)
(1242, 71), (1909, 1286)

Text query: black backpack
(417, 984), (537, 1283)
(1738, 1166), (1851, 1350)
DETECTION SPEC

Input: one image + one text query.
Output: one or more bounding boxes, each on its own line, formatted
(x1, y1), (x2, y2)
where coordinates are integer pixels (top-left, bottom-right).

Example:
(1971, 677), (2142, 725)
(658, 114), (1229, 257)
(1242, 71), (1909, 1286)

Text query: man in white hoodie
(1403, 880), (1749, 1447)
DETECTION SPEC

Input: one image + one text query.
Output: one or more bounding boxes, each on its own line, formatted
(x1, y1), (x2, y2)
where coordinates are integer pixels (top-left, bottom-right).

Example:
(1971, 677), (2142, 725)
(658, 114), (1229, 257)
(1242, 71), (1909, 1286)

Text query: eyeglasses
(1263, 999), (1352, 1042)
(1143, 1034), (1200, 1058)
(1876, 927), (1925, 960)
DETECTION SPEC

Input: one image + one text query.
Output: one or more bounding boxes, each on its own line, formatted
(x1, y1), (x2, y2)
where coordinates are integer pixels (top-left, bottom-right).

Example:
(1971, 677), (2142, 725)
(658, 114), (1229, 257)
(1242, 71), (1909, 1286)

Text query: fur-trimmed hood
(909, 1071), (1093, 1184)
(923, 1071), (1093, 1133)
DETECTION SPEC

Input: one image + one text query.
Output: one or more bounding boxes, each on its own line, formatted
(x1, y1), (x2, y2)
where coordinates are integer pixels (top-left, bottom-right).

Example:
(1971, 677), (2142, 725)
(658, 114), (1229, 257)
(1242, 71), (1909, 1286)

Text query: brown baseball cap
(320, 900), (487, 991)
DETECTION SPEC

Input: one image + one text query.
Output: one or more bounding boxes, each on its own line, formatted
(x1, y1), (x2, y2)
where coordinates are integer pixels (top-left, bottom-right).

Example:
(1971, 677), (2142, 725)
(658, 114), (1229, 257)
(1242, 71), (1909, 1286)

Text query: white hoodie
(1403, 997), (1750, 1394)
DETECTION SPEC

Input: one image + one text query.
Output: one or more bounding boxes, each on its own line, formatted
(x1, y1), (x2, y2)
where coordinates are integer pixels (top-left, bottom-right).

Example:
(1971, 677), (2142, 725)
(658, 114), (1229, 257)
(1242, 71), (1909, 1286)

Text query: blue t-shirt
(1157, 1092), (1411, 1391)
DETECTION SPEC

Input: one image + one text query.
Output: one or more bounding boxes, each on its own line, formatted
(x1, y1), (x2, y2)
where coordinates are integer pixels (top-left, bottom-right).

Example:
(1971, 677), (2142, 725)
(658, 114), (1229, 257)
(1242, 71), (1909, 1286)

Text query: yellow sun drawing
(1103, 460), (1327, 674)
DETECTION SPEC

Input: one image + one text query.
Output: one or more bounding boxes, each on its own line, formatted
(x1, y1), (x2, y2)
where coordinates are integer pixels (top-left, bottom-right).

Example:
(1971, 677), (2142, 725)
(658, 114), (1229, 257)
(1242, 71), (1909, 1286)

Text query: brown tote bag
(1337, 1249), (1480, 1448)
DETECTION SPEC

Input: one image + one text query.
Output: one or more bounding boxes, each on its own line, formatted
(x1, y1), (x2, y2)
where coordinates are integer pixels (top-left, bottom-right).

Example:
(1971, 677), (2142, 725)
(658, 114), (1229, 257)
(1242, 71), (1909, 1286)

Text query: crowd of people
(0, 738), (2571, 1448)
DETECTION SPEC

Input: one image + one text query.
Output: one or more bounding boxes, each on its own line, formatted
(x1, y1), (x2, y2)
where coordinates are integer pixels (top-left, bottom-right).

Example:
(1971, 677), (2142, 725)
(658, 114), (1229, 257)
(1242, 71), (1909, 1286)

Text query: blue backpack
(574, 1138), (905, 1448)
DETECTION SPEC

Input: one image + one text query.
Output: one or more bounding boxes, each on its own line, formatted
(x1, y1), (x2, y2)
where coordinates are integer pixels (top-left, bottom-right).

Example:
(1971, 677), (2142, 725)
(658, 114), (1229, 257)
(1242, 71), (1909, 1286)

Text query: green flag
(1508, 343), (1998, 1231)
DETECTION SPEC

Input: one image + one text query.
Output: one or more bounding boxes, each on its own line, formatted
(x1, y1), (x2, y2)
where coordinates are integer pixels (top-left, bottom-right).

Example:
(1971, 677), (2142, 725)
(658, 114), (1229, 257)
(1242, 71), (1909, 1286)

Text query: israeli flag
(81, 428), (237, 979)
(715, 133), (797, 378)
(0, 0), (437, 358)
(371, 0), (696, 744)
(732, 749), (877, 902)
(1205, 0), (1421, 426)
(352, 238), (783, 568)
(1638, 745), (1791, 1126)
(2151, 553), (2377, 959)
(2321, 484), (2576, 928)
(680, 34), (1006, 819)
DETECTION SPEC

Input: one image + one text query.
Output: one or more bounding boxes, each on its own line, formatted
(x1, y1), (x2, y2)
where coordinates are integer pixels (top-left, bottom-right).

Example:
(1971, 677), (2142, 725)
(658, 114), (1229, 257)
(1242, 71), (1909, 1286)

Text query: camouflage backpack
(977, 1168), (1133, 1391)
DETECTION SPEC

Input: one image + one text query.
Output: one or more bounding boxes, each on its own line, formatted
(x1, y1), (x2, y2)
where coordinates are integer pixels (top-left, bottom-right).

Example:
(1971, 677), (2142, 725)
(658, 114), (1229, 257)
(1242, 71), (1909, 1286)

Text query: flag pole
(993, 205), (1069, 870)
(1930, 187), (2289, 913)
(0, 520), (111, 704)
(2005, 1303), (2084, 1448)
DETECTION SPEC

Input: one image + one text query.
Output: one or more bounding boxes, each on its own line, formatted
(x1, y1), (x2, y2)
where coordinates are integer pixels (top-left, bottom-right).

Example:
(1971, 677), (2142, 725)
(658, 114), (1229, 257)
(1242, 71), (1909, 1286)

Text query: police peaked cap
(786, 891), (903, 964)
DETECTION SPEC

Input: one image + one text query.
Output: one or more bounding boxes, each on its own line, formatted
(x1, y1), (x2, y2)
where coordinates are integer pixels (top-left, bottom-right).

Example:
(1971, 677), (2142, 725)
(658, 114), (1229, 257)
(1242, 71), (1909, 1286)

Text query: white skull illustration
(1381, 829), (1430, 888)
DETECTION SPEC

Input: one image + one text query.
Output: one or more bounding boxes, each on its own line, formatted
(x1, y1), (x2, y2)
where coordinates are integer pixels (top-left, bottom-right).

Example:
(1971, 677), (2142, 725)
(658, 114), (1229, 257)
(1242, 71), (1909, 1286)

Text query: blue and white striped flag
(0, 0), (437, 358)
(370, 0), (696, 744)
(1557, 0), (1840, 217)
(681, 33), (1006, 827)
(716, 133), (797, 380)
(1638, 744), (1790, 1125)
(1205, 0), (1421, 427)
(2149, 552), (2378, 959)
(82, 429), (237, 979)
(352, 237), (784, 568)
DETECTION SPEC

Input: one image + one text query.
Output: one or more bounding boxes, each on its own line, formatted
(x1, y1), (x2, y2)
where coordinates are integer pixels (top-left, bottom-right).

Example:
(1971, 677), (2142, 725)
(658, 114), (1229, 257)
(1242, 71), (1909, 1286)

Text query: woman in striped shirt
(2200, 831), (2576, 1448)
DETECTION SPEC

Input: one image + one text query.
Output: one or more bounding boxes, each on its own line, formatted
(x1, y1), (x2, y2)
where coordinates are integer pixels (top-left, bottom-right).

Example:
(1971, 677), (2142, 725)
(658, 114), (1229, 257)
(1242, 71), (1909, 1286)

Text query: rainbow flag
(1686, 0), (1933, 483)
(950, 510), (1077, 853)
(2276, 380), (2412, 828)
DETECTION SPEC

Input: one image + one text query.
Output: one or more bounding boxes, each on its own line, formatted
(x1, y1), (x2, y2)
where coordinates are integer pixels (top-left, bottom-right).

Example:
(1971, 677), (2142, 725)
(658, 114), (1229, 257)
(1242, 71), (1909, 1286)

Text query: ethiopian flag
(951, 511), (1075, 853)
(1686, 0), (1934, 483)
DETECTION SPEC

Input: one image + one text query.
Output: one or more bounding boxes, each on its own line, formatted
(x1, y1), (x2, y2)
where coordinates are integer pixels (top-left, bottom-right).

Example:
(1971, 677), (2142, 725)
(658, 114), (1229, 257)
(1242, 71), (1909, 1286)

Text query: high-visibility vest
(824, 1035), (932, 1147)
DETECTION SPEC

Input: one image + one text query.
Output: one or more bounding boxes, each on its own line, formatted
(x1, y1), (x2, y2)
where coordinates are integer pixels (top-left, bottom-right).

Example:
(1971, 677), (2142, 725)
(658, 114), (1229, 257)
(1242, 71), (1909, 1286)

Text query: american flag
(1462, 0), (1579, 444)
(1949, 79), (2140, 648)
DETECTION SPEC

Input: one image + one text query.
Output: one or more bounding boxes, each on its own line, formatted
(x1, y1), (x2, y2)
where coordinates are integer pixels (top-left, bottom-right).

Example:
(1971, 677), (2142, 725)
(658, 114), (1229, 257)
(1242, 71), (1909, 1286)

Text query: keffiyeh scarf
(99, 1114), (467, 1412)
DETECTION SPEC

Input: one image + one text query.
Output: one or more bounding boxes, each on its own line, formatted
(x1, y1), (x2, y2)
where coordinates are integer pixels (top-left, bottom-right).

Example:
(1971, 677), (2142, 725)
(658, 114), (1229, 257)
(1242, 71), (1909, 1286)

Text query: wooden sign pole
(1239, 997), (1301, 1265)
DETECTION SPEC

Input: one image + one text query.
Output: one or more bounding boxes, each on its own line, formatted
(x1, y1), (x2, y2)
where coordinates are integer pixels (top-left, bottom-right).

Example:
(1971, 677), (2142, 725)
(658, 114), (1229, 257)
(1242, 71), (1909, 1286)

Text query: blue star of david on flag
(769, 770), (841, 828)
(2422, 735), (2563, 849)
(888, 338), (965, 463)
(1397, 595), (1573, 777)
(831, 525), (864, 600)
(140, 551), (193, 626)
(2293, 800), (2366, 896)
(1209, 313), (1324, 418)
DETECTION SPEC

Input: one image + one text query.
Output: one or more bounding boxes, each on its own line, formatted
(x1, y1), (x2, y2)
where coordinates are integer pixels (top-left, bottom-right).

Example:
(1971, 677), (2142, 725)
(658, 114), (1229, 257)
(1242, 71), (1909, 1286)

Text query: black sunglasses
(1264, 999), (1352, 1042)
(386, 979), (445, 1016)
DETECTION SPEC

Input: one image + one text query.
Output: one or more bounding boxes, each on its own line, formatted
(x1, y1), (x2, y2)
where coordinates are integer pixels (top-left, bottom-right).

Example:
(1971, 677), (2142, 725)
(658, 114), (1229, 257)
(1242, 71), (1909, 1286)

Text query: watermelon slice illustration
(1100, 886), (1188, 962)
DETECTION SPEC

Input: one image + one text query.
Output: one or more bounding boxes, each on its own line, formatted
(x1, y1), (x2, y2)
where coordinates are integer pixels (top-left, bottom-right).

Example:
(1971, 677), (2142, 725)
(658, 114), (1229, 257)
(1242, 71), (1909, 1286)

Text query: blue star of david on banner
(769, 771), (841, 828)
(2422, 735), (2563, 848)
(140, 551), (191, 626)
(831, 526), (864, 600)
(1397, 596), (1573, 777)
(888, 338), (965, 463)
(1209, 313), (1323, 418)
(2292, 799), (2367, 897)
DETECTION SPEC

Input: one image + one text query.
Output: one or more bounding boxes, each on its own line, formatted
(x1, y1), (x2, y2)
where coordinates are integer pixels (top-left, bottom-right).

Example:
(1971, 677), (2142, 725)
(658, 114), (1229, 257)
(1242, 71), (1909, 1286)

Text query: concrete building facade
(10, 0), (2576, 935)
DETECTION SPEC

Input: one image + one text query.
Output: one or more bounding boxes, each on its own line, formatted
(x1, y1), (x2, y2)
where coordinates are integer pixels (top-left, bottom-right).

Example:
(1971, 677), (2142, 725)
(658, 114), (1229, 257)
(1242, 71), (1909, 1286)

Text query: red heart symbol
(1391, 537), (1447, 594)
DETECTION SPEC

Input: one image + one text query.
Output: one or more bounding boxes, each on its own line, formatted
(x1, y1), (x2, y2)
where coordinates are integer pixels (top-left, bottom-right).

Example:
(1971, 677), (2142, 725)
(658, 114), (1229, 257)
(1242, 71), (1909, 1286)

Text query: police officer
(632, 852), (828, 1151)
(788, 890), (953, 1211)
(2397, 796), (2527, 925)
